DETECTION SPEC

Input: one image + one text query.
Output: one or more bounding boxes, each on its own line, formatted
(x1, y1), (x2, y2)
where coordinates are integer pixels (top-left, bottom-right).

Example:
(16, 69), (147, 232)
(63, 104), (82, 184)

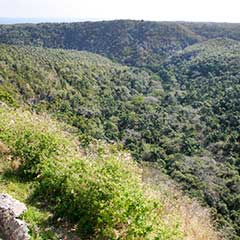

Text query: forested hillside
(159, 38), (240, 238)
(0, 20), (240, 239)
(1, 20), (240, 67)
(0, 20), (202, 66)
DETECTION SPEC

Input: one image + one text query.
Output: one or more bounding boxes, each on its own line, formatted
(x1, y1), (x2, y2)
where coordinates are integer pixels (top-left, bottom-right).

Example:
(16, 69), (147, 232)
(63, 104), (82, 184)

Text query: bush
(36, 144), (182, 239)
(0, 88), (18, 107)
(12, 130), (59, 177)
(0, 107), (182, 239)
(0, 108), (71, 178)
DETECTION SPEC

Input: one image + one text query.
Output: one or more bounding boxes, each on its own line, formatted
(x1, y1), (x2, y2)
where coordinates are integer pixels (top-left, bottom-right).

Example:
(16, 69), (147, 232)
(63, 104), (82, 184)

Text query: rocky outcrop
(0, 194), (30, 240)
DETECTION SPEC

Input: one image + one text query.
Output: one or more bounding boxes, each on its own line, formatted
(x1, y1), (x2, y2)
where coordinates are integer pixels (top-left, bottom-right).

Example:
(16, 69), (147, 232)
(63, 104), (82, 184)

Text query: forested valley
(0, 20), (239, 239)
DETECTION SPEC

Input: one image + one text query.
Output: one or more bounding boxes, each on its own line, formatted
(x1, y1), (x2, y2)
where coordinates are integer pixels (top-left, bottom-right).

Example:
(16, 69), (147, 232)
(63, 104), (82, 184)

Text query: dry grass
(0, 141), (10, 173)
(142, 164), (222, 240)
(0, 140), (9, 154)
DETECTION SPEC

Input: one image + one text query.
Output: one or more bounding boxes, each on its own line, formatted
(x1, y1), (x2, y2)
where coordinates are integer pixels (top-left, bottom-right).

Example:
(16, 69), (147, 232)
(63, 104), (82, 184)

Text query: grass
(142, 163), (222, 240)
(0, 156), (80, 240)
(0, 106), (221, 239)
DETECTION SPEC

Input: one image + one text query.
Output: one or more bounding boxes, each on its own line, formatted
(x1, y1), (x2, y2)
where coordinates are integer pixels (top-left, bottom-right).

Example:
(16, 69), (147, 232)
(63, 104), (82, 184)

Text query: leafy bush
(37, 153), (166, 239)
(0, 107), (182, 239)
(0, 88), (18, 107)
(0, 108), (71, 178)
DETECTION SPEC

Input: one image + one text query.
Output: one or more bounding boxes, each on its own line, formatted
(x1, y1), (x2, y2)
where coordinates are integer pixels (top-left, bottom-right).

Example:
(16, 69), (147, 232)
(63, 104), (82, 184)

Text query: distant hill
(0, 20), (202, 66)
(1, 20), (240, 67)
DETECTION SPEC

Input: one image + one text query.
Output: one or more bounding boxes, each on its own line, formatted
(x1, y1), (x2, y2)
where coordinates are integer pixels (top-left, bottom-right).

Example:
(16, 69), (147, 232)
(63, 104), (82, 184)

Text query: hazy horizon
(1, 0), (240, 24)
(0, 17), (102, 24)
(1, 17), (240, 25)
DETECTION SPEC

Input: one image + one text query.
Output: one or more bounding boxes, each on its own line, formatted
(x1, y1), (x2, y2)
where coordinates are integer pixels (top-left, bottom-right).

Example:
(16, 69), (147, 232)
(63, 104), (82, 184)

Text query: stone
(0, 194), (27, 218)
(0, 194), (30, 240)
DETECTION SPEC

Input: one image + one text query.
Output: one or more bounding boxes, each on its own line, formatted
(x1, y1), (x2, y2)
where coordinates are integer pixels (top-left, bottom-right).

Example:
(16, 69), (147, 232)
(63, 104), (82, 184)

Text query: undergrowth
(0, 106), (183, 239)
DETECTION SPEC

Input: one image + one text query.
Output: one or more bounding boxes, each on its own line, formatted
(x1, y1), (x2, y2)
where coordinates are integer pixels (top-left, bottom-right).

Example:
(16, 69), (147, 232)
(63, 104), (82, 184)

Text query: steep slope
(158, 38), (240, 239)
(0, 43), (160, 138)
(0, 106), (220, 239)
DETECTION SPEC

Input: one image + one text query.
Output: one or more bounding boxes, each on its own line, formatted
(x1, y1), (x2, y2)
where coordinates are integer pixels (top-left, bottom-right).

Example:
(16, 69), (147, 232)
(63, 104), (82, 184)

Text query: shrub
(0, 107), (182, 239)
(36, 146), (181, 239)
(0, 108), (71, 178)
(0, 88), (18, 107)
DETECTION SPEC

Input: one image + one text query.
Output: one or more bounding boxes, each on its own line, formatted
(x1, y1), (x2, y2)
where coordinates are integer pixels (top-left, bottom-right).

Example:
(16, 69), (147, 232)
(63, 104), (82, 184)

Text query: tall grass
(142, 164), (222, 240)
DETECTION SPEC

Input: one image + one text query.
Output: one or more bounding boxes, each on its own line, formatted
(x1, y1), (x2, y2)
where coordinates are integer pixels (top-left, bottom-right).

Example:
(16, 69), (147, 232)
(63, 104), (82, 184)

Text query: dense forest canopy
(0, 20), (240, 239)
(1, 20), (240, 67)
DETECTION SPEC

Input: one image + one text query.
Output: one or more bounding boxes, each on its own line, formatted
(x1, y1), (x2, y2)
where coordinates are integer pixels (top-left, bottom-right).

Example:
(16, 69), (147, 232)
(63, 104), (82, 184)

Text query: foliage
(0, 107), (182, 239)
(0, 20), (201, 67)
(160, 39), (240, 239)
(0, 108), (71, 179)
(0, 22), (240, 238)
(1, 20), (240, 68)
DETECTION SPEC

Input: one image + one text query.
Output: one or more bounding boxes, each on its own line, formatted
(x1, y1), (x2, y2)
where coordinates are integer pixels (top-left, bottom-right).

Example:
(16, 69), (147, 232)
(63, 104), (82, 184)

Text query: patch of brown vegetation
(142, 164), (222, 240)
(0, 141), (9, 154)
(10, 158), (21, 170)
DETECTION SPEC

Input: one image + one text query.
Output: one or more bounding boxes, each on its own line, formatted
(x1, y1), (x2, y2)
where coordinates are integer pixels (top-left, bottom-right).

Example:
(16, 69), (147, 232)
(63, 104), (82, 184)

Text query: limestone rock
(0, 194), (30, 240)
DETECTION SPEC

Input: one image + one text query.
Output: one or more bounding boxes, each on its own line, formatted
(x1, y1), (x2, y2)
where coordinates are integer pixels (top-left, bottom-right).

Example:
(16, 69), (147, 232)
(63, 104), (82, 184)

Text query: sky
(1, 0), (240, 23)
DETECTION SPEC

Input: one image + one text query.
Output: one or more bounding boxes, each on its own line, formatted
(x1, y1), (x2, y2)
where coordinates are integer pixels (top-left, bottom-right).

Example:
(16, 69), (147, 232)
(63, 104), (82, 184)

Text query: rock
(0, 194), (30, 240)
(0, 194), (27, 217)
